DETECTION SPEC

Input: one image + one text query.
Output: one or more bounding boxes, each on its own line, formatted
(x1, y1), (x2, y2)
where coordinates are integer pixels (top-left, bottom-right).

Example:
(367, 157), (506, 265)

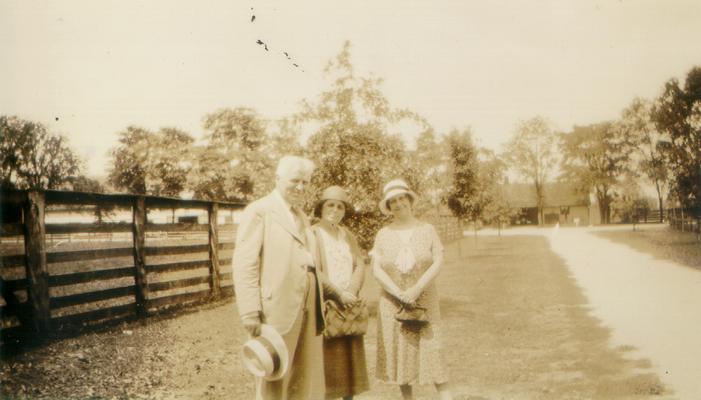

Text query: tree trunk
(598, 199), (608, 224)
(655, 180), (664, 223)
(535, 180), (544, 226)
(697, 168), (701, 240)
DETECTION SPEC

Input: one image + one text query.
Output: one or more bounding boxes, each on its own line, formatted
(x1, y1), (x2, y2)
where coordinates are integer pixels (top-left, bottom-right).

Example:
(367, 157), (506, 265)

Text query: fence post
(23, 190), (51, 334)
(132, 196), (149, 317)
(208, 203), (221, 298)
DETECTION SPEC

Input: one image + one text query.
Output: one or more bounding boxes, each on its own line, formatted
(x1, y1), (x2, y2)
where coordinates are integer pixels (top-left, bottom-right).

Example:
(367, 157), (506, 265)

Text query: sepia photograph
(1, 1), (700, 399)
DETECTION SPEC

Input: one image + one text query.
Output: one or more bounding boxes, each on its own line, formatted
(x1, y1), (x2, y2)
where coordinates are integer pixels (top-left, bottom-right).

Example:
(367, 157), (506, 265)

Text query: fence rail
(667, 207), (700, 235)
(427, 214), (462, 242)
(1, 189), (245, 350)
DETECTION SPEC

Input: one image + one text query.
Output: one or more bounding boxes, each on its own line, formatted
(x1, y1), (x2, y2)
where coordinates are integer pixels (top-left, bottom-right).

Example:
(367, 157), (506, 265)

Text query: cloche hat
(241, 324), (289, 381)
(378, 179), (417, 215)
(313, 185), (353, 219)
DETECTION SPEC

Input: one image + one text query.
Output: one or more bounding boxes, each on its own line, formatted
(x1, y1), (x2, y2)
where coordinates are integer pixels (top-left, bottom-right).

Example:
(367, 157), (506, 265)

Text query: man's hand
(242, 314), (262, 337)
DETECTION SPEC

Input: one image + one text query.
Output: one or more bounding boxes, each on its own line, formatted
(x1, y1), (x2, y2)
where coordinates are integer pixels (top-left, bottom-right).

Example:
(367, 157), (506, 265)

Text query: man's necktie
(291, 206), (306, 244)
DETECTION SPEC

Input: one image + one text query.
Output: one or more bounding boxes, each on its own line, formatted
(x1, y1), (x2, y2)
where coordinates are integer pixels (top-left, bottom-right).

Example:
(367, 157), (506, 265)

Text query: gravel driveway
(546, 226), (701, 399)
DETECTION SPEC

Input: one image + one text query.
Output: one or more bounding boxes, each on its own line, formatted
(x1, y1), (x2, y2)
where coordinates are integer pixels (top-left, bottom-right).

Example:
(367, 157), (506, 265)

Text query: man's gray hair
(276, 155), (315, 178)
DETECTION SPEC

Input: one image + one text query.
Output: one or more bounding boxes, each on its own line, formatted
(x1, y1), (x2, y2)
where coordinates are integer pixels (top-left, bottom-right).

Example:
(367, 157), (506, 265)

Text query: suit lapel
(267, 192), (305, 244)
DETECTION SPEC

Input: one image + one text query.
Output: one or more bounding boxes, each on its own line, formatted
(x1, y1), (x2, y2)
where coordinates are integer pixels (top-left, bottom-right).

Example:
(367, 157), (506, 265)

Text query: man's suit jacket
(233, 191), (325, 335)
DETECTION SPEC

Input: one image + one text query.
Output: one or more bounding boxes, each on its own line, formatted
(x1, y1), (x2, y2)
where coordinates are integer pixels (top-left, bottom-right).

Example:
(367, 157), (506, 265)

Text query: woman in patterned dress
(311, 186), (369, 400)
(371, 179), (453, 400)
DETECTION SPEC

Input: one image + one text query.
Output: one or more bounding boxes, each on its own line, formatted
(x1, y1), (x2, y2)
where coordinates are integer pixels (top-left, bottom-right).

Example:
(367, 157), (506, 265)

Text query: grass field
(594, 224), (701, 271)
(1, 234), (670, 399)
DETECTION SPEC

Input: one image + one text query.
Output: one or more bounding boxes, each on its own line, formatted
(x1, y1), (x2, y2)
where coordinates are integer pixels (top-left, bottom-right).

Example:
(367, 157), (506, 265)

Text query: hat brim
(241, 324), (290, 381)
(313, 199), (354, 220)
(378, 190), (417, 215)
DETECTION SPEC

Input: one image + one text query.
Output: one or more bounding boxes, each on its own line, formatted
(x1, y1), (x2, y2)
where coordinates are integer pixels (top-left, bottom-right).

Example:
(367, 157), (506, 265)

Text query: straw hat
(241, 324), (289, 381)
(313, 185), (353, 219)
(378, 179), (417, 215)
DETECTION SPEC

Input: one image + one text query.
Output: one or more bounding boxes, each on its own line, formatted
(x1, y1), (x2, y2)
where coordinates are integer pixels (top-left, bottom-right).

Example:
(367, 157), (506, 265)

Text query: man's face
(276, 169), (310, 207)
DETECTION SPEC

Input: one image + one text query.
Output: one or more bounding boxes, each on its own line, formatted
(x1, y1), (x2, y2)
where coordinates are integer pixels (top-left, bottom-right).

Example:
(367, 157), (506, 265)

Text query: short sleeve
(369, 228), (384, 260)
(429, 224), (444, 258)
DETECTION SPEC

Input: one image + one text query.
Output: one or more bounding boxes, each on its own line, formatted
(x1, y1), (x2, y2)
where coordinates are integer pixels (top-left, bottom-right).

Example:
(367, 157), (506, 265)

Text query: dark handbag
(323, 299), (369, 339)
(395, 303), (429, 326)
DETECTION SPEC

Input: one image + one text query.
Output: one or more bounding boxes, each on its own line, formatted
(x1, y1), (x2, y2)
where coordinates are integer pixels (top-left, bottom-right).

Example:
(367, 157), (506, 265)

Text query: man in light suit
(233, 155), (325, 400)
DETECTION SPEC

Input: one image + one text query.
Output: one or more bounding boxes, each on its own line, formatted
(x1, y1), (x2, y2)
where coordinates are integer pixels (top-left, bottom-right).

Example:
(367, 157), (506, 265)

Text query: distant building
(502, 182), (601, 226)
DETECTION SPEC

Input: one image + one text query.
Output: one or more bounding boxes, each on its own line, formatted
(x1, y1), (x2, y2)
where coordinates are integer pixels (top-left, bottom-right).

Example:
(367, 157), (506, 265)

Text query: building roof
(502, 182), (590, 208)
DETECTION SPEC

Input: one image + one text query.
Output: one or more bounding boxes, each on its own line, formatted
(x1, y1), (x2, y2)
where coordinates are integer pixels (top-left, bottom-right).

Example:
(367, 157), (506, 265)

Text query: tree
(611, 174), (652, 226)
(108, 126), (194, 196)
(652, 66), (701, 216)
(504, 116), (558, 225)
(477, 149), (515, 234)
(265, 117), (305, 161)
(410, 127), (450, 216)
(621, 97), (669, 222)
(445, 129), (479, 230)
(560, 122), (631, 224)
(150, 128), (194, 197)
(0, 116), (82, 190)
(108, 126), (154, 194)
(190, 107), (273, 202)
(297, 41), (421, 248)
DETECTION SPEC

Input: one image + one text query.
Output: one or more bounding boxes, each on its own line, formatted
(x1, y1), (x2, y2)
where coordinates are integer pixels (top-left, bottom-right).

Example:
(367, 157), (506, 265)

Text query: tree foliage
(652, 66), (701, 210)
(409, 127), (450, 216)
(477, 149), (516, 231)
(0, 116), (81, 190)
(191, 107), (273, 202)
(108, 126), (193, 196)
(108, 127), (154, 194)
(620, 97), (669, 221)
(611, 174), (652, 224)
(297, 41), (423, 248)
(445, 129), (479, 223)
(265, 117), (305, 160)
(504, 116), (558, 225)
(560, 122), (631, 224)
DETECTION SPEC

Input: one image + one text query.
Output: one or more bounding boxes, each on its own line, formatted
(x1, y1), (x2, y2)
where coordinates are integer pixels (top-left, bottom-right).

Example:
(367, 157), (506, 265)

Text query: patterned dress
(372, 222), (449, 385)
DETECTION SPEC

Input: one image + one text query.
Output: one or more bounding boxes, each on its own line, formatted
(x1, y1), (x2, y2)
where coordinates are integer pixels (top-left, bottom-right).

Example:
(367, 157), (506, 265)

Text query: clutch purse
(323, 299), (369, 339)
(395, 303), (429, 326)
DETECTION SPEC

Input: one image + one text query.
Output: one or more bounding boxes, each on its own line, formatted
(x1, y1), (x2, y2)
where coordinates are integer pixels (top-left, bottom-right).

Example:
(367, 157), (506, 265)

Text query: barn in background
(503, 182), (601, 226)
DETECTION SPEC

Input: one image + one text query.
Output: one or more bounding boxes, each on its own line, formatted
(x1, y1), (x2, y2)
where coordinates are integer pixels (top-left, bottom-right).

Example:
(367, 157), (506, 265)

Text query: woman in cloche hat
(311, 185), (369, 400)
(371, 179), (452, 400)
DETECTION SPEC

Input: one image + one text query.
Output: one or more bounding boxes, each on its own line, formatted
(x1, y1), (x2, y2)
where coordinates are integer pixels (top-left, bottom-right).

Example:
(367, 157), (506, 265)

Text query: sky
(2, 0), (701, 178)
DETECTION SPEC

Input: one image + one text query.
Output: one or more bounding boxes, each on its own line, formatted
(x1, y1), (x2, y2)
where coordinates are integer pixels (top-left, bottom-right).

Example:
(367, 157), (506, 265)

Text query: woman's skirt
(323, 334), (369, 399)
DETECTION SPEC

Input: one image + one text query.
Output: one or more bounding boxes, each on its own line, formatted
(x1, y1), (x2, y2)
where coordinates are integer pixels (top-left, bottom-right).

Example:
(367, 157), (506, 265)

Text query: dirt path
(2, 234), (673, 399)
(547, 226), (701, 399)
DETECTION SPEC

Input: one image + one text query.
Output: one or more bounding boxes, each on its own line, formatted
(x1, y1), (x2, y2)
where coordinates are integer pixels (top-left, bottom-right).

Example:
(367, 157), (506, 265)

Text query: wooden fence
(426, 214), (463, 242)
(1, 189), (245, 349)
(668, 207), (700, 235)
